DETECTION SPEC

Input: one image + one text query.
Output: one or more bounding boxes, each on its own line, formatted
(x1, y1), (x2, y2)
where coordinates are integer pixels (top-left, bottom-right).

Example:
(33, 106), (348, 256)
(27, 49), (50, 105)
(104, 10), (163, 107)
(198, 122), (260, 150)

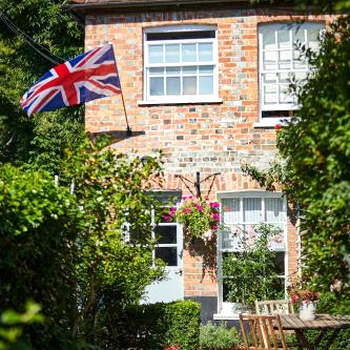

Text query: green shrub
(165, 300), (201, 350)
(110, 300), (200, 350)
(199, 322), (241, 350)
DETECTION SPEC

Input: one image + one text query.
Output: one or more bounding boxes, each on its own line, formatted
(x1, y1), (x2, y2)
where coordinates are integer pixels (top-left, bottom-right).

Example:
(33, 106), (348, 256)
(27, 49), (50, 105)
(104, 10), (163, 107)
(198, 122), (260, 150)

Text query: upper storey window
(143, 25), (219, 104)
(258, 22), (324, 125)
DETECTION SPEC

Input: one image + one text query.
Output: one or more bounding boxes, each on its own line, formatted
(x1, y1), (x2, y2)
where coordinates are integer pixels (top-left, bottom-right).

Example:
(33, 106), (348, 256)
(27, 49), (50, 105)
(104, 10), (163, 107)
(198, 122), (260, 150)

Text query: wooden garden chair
(255, 300), (294, 316)
(239, 314), (289, 350)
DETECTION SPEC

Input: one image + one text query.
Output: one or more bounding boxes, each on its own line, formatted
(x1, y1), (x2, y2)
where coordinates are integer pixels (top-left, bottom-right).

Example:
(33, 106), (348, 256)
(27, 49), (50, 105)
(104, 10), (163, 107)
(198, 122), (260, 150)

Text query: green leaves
(0, 135), (166, 347)
(244, 17), (350, 299)
(0, 0), (84, 171)
(222, 224), (283, 306)
(0, 301), (43, 350)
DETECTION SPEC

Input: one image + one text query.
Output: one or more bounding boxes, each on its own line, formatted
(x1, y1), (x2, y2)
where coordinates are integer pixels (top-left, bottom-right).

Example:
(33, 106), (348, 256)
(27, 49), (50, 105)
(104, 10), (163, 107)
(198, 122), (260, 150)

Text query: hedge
(111, 300), (201, 350)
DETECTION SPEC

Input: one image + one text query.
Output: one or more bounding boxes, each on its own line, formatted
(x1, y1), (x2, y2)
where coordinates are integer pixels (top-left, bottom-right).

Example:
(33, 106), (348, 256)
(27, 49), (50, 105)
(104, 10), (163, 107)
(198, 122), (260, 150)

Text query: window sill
(213, 313), (240, 321)
(254, 119), (290, 129)
(138, 97), (223, 106)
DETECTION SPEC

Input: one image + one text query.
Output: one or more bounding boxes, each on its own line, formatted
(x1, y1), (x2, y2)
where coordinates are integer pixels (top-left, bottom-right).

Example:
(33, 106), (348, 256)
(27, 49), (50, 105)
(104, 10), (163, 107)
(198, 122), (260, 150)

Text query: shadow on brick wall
(90, 130), (145, 144)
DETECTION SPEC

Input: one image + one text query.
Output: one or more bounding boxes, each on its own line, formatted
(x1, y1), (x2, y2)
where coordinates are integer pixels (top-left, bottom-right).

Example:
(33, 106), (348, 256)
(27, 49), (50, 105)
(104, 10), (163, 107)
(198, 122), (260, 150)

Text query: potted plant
(288, 280), (320, 321)
(222, 224), (284, 313)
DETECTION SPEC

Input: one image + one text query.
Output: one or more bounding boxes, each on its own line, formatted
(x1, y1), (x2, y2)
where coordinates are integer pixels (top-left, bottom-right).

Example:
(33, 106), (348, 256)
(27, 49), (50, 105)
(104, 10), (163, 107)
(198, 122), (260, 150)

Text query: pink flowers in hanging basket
(169, 196), (221, 240)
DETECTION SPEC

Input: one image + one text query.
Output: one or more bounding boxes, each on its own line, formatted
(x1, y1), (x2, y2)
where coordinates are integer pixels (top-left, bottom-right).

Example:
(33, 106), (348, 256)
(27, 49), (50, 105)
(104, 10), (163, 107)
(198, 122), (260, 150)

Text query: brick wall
(83, 7), (331, 299)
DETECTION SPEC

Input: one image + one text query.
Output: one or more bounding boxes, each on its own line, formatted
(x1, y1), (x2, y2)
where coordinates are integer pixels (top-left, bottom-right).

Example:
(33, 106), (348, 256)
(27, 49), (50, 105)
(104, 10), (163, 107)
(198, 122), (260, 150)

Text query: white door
(142, 221), (183, 304)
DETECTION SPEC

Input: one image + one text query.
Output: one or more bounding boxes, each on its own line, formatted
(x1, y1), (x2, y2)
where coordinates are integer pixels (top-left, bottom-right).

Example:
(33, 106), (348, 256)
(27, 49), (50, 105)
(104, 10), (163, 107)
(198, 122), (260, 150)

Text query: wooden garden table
(278, 314), (350, 350)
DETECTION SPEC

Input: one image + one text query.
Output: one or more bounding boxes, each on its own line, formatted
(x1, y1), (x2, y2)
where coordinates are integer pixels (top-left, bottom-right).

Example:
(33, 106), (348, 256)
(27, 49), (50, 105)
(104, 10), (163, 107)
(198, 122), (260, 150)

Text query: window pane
(150, 77), (164, 96)
(183, 66), (197, 75)
(199, 65), (214, 74)
(293, 27), (305, 44)
(149, 67), (164, 75)
(154, 225), (177, 244)
(308, 26), (321, 43)
(199, 76), (213, 95)
(264, 73), (278, 83)
(222, 199), (240, 224)
(263, 51), (277, 71)
(165, 44), (180, 63)
(183, 76), (197, 95)
(279, 50), (292, 70)
(278, 29), (290, 48)
(279, 85), (293, 103)
(243, 198), (262, 223)
(166, 67), (180, 75)
(149, 45), (163, 64)
(221, 226), (242, 250)
(155, 247), (177, 266)
(263, 30), (276, 50)
(293, 50), (307, 69)
(295, 71), (307, 82)
(265, 198), (284, 222)
(264, 84), (278, 104)
(182, 43), (197, 62)
(166, 77), (181, 95)
(198, 43), (213, 61)
(274, 252), (285, 275)
(223, 277), (234, 302)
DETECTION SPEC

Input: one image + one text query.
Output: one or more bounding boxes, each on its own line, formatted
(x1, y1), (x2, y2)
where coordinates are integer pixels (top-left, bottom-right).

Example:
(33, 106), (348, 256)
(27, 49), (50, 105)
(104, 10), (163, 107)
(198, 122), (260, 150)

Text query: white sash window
(143, 25), (219, 104)
(258, 22), (324, 124)
(217, 192), (288, 317)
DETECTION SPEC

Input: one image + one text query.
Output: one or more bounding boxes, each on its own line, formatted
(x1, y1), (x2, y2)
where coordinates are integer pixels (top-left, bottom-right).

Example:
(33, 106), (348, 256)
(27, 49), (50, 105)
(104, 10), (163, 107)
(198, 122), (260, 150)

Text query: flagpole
(120, 89), (132, 137)
(110, 43), (132, 137)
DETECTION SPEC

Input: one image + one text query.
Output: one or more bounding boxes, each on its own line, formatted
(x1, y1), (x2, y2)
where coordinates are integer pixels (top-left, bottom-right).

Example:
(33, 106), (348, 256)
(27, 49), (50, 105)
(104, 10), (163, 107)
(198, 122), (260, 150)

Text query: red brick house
(68, 0), (331, 321)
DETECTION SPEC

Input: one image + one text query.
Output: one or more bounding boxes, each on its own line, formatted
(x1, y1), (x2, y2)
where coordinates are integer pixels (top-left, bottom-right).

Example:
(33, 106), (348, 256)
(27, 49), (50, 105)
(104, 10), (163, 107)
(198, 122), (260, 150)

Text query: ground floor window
(153, 218), (181, 267)
(218, 191), (287, 315)
(124, 191), (183, 268)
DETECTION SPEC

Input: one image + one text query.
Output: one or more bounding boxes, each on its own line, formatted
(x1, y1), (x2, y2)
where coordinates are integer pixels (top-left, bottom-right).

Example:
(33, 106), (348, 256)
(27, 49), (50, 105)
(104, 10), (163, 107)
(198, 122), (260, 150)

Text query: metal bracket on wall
(175, 171), (220, 199)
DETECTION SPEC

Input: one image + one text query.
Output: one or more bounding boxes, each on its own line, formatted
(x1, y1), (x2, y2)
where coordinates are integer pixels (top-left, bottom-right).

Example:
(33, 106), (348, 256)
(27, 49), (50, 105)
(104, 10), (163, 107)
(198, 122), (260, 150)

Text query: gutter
(67, 0), (258, 13)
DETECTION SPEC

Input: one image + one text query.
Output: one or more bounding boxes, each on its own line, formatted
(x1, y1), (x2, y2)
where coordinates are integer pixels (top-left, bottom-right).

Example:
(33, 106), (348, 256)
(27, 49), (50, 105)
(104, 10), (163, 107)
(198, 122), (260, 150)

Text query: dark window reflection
(274, 252), (285, 275)
(155, 247), (177, 266)
(154, 225), (177, 244)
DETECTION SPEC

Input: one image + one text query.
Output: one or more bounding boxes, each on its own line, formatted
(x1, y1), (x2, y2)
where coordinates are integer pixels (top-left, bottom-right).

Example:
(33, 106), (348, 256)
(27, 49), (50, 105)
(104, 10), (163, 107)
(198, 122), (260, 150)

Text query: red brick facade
(75, 3), (331, 310)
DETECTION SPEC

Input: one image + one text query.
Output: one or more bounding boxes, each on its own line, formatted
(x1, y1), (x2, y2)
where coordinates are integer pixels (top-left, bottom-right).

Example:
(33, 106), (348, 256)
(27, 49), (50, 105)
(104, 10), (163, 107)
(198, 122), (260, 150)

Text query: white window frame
(214, 191), (288, 319)
(151, 207), (183, 269)
(256, 22), (324, 127)
(139, 24), (221, 105)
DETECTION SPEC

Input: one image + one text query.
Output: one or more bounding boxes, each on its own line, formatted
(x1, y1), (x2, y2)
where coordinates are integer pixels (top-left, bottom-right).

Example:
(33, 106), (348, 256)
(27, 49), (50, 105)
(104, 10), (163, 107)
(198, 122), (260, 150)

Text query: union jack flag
(20, 44), (121, 117)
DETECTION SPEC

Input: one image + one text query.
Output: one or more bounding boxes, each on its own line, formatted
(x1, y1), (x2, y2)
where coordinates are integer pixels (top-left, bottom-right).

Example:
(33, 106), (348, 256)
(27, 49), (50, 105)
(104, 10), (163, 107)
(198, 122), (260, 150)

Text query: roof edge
(67, 0), (254, 12)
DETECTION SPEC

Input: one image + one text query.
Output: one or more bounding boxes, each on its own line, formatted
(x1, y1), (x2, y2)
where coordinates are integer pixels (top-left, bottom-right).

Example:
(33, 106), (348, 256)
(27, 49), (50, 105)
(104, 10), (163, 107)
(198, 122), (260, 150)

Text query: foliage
(300, 292), (350, 350)
(170, 196), (220, 241)
(164, 300), (201, 350)
(199, 322), (241, 350)
(243, 16), (350, 297)
(0, 302), (44, 350)
(105, 300), (200, 350)
(222, 224), (284, 306)
(0, 135), (166, 348)
(0, 163), (83, 348)
(0, 0), (84, 172)
(58, 135), (166, 347)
